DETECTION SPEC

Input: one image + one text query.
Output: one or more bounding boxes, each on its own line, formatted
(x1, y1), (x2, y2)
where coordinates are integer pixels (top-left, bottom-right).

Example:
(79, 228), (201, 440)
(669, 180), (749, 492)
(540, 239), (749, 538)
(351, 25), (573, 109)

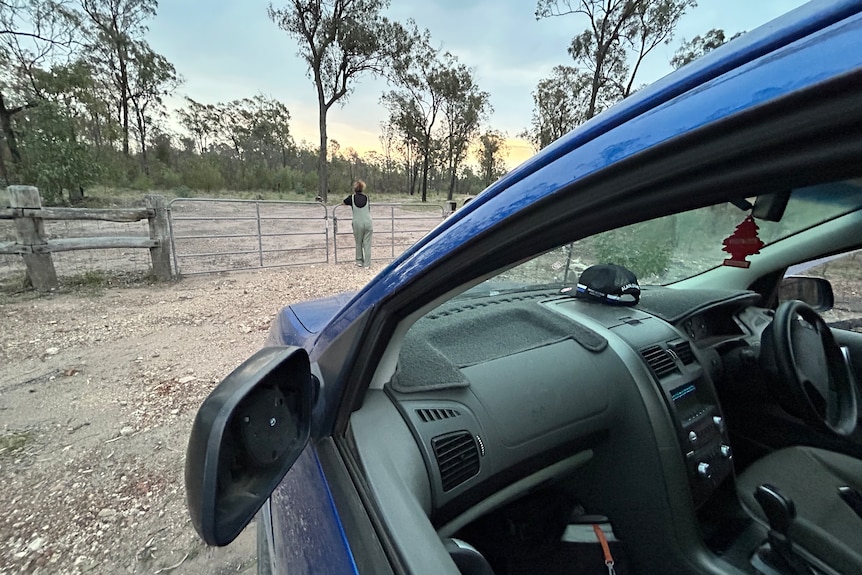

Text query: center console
(547, 299), (735, 507)
(662, 372), (734, 507)
(632, 336), (734, 507)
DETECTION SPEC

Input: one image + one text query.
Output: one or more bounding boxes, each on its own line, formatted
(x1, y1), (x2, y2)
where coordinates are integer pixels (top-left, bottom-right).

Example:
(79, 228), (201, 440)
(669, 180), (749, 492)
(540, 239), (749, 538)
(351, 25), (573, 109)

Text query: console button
(720, 444), (732, 459)
(697, 462), (713, 479)
(688, 430), (698, 444)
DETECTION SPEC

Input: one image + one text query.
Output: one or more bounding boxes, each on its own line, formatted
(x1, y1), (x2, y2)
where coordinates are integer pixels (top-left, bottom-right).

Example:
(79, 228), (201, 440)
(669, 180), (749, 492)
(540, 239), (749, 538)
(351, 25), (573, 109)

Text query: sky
(147, 0), (811, 167)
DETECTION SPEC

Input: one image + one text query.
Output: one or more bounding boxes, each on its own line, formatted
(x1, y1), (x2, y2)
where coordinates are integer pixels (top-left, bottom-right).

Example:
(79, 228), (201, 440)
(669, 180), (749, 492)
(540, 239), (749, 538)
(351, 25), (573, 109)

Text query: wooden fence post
(145, 194), (172, 280)
(8, 185), (58, 291)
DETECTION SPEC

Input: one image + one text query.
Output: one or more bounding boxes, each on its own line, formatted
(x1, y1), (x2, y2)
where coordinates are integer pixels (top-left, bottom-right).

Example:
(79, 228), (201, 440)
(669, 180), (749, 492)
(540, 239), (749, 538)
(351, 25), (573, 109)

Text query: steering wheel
(761, 300), (858, 437)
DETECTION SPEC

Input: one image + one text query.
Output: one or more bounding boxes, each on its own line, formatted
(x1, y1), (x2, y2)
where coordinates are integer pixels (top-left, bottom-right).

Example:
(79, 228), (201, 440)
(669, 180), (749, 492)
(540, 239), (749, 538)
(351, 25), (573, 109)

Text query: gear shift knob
(754, 483), (796, 536)
(751, 484), (813, 574)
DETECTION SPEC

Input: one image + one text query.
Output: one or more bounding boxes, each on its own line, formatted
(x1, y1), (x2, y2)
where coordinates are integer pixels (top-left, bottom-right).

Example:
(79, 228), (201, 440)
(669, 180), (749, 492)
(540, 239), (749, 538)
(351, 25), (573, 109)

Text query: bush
(300, 172), (319, 195)
(150, 164), (184, 190)
(172, 185), (194, 198)
(180, 157), (224, 192)
(590, 219), (674, 280)
(129, 173), (152, 191)
(16, 104), (101, 206)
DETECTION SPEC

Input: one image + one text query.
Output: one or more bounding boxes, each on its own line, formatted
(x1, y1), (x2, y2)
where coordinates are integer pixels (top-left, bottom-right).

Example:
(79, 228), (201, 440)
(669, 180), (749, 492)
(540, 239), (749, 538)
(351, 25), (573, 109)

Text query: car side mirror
(185, 346), (315, 546)
(778, 276), (834, 312)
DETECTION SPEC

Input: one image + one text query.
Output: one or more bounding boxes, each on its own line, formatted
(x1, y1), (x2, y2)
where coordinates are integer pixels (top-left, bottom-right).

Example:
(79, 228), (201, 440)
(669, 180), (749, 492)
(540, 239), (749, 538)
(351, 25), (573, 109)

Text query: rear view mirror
(778, 276), (835, 312)
(752, 190), (791, 222)
(185, 346), (314, 546)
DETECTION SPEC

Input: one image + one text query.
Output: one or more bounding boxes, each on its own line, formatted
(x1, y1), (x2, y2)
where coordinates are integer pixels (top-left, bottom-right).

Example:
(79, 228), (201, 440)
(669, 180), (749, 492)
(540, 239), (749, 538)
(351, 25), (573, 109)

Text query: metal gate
(332, 203), (446, 264)
(168, 198), (329, 276)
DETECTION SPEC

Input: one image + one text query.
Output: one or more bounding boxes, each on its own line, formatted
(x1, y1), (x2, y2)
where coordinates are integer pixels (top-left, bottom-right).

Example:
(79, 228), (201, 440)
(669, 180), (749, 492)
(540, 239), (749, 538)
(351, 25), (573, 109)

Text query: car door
(315, 10), (862, 575)
(261, 438), (395, 575)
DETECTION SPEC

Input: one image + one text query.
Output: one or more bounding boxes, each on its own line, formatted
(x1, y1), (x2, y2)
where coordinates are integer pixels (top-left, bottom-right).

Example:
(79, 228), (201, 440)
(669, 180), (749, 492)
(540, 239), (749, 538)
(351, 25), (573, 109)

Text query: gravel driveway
(0, 263), (380, 574)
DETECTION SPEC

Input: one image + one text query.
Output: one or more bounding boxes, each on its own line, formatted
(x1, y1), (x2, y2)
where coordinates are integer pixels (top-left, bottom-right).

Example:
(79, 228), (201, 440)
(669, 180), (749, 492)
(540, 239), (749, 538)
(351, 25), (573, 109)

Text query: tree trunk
(410, 160), (419, 196)
(119, 54), (130, 156)
(136, 103), (149, 174)
(0, 92), (23, 167)
(317, 102), (329, 202)
(420, 155), (430, 202)
(69, 186), (84, 203)
(0, 143), (8, 184)
(587, 49), (605, 120)
(140, 136), (149, 174)
(446, 142), (457, 200)
(420, 132), (432, 203)
(447, 165), (456, 201)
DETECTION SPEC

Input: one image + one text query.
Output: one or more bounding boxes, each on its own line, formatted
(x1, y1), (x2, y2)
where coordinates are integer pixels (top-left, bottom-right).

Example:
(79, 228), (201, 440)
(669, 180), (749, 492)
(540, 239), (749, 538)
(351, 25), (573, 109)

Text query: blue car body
(251, 2), (862, 572)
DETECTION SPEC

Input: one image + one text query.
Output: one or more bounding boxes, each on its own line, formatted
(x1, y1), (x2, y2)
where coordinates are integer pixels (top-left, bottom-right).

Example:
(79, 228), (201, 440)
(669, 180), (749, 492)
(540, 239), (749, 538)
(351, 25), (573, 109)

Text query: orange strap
(592, 524), (616, 574)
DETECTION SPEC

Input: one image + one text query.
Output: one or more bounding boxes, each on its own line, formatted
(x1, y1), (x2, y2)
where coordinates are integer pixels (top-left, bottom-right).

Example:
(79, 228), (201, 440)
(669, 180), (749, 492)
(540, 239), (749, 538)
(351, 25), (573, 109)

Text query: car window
(459, 181), (862, 296)
(787, 249), (862, 331)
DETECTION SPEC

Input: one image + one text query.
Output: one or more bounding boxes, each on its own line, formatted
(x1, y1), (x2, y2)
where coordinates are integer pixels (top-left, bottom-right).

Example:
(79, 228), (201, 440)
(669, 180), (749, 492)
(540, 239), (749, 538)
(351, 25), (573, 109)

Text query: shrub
(172, 185), (194, 198)
(180, 157), (224, 192)
(590, 219), (674, 280)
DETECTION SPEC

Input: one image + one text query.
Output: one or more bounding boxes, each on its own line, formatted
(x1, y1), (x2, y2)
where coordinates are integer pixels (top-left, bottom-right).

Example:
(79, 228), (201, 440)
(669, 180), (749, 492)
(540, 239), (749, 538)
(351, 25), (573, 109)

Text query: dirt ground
(0, 263), (381, 575)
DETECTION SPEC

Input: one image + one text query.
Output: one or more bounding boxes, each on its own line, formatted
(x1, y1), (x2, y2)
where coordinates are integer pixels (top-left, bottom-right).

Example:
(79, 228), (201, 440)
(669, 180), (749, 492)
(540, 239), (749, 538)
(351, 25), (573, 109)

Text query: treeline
(0, 0), (510, 206)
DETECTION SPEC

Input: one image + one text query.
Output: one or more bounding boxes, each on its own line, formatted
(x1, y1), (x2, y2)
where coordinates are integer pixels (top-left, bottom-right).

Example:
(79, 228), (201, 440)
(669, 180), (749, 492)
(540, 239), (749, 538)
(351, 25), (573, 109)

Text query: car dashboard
(351, 286), (772, 573)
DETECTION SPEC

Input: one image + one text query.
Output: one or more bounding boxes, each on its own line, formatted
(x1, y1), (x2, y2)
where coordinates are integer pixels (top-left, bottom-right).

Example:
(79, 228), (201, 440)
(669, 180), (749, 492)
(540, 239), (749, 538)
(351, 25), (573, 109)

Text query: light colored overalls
(350, 194), (373, 267)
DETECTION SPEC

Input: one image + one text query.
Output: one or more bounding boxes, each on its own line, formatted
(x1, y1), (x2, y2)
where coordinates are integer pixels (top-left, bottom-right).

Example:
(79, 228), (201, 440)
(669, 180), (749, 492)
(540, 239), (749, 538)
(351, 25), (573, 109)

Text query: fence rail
(168, 198), (330, 276)
(0, 186), (170, 291)
(0, 206), (151, 222)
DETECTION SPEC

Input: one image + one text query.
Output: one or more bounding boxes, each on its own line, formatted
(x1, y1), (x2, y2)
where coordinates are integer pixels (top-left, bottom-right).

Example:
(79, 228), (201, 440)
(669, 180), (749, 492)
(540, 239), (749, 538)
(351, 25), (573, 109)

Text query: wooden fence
(0, 186), (171, 291)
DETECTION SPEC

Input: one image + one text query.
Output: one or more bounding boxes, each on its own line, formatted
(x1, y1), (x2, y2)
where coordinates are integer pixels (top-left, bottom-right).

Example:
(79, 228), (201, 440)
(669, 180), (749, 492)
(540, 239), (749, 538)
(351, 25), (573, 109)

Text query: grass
(0, 430), (34, 459)
(61, 269), (163, 292)
(81, 186), (463, 206)
(0, 269), (163, 301)
(64, 269), (110, 289)
(0, 272), (33, 295)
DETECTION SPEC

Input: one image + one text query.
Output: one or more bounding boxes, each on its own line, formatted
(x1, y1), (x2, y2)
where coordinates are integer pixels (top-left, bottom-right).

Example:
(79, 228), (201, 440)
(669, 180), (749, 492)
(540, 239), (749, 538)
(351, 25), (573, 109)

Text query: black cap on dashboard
(573, 264), (640, 306)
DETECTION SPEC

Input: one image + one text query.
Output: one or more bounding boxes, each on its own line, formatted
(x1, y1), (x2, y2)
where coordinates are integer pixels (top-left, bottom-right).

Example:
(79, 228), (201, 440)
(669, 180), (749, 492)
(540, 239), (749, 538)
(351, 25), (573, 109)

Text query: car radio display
(671, 383), (700, 418)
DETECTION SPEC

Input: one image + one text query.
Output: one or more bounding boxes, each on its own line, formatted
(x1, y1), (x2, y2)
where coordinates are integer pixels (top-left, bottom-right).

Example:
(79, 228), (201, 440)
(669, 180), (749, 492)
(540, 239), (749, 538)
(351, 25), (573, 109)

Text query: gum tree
(671, 28), (744, 69)
(268, 0), (394, 202)
(438, 61), (490, 200)
(535, 0), (696, 120)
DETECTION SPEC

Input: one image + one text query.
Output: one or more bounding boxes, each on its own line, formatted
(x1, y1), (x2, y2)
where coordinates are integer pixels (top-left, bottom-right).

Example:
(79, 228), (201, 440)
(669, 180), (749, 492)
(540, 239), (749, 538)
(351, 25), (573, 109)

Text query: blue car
(186, 2), (862, 574)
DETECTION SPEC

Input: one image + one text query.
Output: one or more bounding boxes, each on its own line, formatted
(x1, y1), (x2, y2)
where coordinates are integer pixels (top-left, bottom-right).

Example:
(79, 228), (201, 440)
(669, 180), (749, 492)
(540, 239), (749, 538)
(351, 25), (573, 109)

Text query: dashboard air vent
(641, 345), (677, 378)
(416, 408), (461, 423)
(670, 341), (695, 365)
(431, 431), (480, 491)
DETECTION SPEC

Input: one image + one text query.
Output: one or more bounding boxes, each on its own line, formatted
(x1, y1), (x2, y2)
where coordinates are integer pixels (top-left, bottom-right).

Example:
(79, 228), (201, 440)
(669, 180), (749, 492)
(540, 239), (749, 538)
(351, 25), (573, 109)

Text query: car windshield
(465, 179), (862, 296)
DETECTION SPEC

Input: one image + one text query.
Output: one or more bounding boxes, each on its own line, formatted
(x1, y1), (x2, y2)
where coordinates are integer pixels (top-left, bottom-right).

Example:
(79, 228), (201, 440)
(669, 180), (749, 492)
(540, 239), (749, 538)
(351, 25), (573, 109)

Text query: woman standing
(343, 180), (373, 267)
